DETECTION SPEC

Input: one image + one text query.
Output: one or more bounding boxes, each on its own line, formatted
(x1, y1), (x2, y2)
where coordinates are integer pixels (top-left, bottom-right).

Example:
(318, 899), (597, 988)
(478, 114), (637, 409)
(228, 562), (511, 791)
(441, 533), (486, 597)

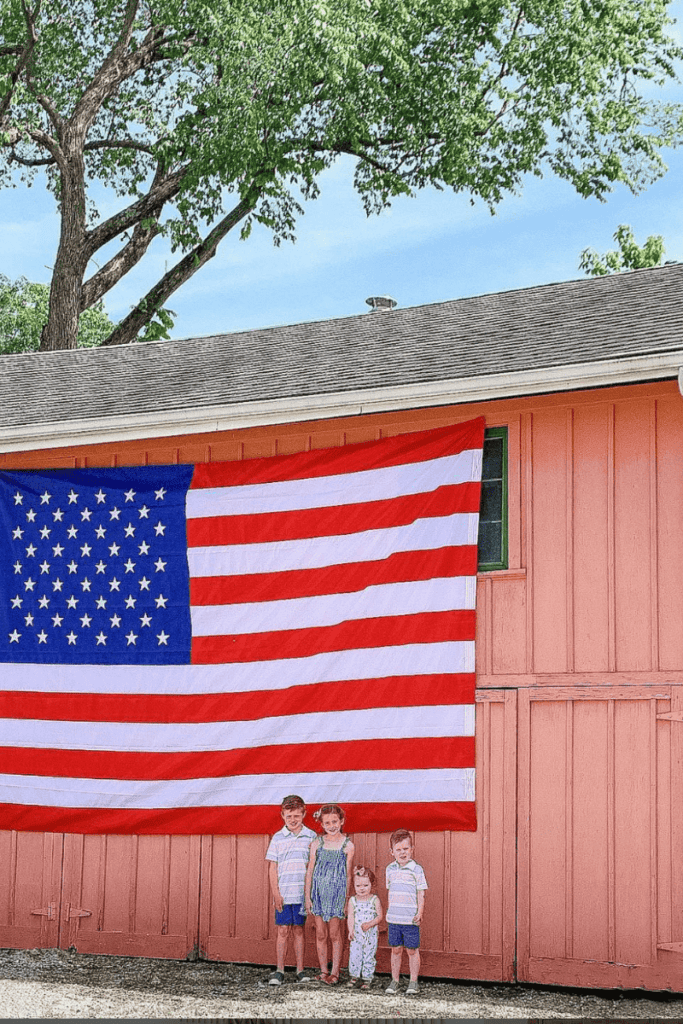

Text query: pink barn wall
(1, 379), (682, 990)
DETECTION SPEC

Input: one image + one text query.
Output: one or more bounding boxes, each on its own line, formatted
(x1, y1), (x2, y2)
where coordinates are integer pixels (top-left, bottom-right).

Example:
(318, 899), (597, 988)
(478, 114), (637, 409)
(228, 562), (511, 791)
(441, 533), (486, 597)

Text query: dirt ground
(1, 948), (683, 1019)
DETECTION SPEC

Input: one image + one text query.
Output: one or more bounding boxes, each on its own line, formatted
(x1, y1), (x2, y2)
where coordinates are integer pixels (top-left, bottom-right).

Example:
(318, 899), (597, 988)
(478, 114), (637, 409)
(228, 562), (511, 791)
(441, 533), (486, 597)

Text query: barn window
(477, 427), (508, 571)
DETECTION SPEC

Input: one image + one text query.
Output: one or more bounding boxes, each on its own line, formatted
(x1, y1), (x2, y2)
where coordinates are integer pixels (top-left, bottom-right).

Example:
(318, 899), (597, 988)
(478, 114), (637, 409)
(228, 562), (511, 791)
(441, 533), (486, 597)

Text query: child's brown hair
(280, 794), (305, 812)
(389, 828), (413, 849)
(353, 865), (376, 887)
(313, 802), (345, 823)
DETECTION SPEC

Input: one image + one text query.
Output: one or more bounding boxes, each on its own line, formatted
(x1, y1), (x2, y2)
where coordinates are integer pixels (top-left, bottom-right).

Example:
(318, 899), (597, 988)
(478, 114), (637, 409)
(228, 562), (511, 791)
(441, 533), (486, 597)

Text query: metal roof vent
(365, 295), (397, 311)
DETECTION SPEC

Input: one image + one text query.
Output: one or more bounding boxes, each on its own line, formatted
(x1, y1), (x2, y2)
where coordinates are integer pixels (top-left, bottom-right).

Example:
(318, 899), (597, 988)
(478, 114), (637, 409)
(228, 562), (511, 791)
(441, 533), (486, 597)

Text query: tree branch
(81, 216), (163, 310)
(101, 189), (259, 346)
(85, 164), (187, 257)
(0, 3), (39, 123)
(83, 137), (155, 154)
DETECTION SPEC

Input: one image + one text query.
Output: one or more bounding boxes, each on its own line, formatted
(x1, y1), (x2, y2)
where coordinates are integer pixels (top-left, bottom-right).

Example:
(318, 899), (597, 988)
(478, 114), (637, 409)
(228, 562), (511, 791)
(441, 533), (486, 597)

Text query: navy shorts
(388, 922), (420, 948)
(275, 902), (306, 927)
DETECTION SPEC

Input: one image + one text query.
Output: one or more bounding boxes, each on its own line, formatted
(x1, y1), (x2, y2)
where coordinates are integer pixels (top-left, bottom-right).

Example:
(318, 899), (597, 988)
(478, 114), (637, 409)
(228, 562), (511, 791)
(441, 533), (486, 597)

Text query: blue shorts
(388, 922), (421, 948)
(275, 902), (306, 927)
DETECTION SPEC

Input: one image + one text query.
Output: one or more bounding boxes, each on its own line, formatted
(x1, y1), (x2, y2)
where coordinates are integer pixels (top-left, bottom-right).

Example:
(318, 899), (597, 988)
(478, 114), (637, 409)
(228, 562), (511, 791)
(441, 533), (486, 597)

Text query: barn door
(517, 685), (683, 991)
(58, 833), (201, 957)
(0, 831), (62, 949)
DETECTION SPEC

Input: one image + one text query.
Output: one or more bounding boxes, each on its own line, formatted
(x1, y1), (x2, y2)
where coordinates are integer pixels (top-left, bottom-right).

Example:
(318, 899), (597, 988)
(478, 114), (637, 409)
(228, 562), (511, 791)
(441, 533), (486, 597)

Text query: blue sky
(2, 7), (683, 341)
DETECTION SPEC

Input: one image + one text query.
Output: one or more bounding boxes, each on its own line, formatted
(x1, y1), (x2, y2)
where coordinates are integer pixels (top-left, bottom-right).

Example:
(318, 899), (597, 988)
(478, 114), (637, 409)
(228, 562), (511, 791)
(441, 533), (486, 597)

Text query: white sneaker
(406, 980), (419, 995)
(385, 978), (400, 994)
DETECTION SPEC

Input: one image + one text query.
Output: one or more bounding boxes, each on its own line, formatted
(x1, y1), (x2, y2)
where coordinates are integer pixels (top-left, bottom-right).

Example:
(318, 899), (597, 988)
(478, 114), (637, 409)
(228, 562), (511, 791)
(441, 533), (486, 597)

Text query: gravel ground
(0, 949), (683, 1019)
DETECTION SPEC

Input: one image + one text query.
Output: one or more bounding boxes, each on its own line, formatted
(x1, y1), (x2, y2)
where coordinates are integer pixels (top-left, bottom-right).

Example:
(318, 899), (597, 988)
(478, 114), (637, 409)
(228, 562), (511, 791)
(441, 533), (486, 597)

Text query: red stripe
(0, 674), (474, 723)
(190, 546), (478, 606)
(191, 610), (476, 664)
(0, 800), (477, 835)
(190, 419), (486, 489)
(186, 482), (481, 547)
(0, 737), (475, 779)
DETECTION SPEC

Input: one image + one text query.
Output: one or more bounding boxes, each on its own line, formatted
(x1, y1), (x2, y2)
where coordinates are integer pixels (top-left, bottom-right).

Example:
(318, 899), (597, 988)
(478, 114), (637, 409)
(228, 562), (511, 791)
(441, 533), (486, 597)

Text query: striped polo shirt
(265, 824), (316, 904)
(385, 859), (429, 924)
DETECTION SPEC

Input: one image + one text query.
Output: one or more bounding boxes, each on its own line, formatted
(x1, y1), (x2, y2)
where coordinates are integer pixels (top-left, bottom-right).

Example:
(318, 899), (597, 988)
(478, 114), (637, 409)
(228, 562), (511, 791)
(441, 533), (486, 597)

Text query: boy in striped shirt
(265, 794), (317, 985)
(384, 828), (428, 996)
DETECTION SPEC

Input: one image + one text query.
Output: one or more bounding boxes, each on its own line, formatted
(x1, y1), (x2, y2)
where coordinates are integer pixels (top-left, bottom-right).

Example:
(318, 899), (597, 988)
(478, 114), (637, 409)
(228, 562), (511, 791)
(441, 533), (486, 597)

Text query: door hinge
(31, 902), (56, 919)
(63, 903), (92, 921)
(656, 711), (683, 722)
(658, 942), (683, 953)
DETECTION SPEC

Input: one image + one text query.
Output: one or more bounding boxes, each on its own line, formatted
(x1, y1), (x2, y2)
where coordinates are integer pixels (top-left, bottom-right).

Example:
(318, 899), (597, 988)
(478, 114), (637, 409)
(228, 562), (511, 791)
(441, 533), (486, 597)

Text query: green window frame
(477, 426), (508, 572)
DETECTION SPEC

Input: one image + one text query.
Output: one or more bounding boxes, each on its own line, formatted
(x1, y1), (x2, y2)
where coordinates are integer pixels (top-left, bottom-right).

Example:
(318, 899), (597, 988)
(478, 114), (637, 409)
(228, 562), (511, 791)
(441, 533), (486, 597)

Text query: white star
(52, 543), (64, 557)
(95, 525), (106, 539)
(95, 560), (107, 574)
(24, 613), (34, 626)
(39, 561), (50, 575)
(138, 540), (150, 555)
(153, 521), (166, 536)
(154, 558), (167, 573)
(37, 630), (48, 644)
(13, 561), (22, 574)
(95, 632), (107, 645)
(124, 523), (136, 538)
(124, 489), (136, 502)
(109, 507), (121, 520)
(156, 631), (169, 646)
(80, 613), (92, 628)
(8, 629), (21, 643)
(67, 560), (78, 574)
(80, 508), (92, 522)
(26, 508), (37, 522)
(67, 489), (79, 504)
(138, 576), (151, 591)
(80, 542), (92, 557)
(108, 542), (121, 557)
(10, 595), (22, 609)
(138, 505), (150, 519)
(24, 578), (36, 591)
(12, 526), (24, 540)
(38, 595), (50, 609)
(39, 525), (51, 540)
(125, 630), (138, 645)
(125, 594), (136, 609)
(52, 508), (64, 522)
(66, 595), (79, 609)
(66, 631), (77, 645)
(110, 613), (122, 628)
(81, 578), (92, 592)
(52, 578), (63, 592)
(95, 595), (107, 609)
(154, 487), (167, 501)
(109, 577), (121, 592)
(51, 612), (63, 627)
(124, 558), (136, 573)
(94, 489), (107, 504)
(155, 594), (168, 609)
(40, 491), (51, 505)
(13, 492), (23, 505)
(25, 543), (36, 557)
(140, 613), (152, 627)
(67, 525), (78, 539)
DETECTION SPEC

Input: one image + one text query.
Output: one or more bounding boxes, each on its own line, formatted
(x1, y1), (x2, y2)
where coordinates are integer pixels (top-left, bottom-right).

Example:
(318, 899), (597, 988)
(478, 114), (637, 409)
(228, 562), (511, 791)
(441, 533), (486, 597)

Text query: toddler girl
(304, 803), (355, 985)
(346, 866), (382, 988)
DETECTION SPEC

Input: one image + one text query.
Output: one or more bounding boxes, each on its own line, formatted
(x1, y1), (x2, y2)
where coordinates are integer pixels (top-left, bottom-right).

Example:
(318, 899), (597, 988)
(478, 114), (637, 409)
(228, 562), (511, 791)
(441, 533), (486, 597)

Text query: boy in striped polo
(265, 794), (317, 985)
(384, 828), (428, 995)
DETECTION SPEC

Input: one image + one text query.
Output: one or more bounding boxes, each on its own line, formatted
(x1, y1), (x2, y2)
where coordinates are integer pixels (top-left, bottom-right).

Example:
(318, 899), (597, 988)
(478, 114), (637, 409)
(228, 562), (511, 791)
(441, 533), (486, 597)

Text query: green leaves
(0, 276), (115, 354)
(579, 224), (666, 276)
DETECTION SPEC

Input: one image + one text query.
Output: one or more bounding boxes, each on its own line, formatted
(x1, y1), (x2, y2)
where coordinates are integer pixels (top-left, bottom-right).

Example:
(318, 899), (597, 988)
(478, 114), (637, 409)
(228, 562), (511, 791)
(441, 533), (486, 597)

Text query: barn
(1, 262), (683, 991)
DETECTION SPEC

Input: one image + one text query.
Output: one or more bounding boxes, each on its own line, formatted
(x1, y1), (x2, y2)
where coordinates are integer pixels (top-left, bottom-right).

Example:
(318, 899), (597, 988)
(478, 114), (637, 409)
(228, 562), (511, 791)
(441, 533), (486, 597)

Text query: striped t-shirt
(385, 859), (429, 924)
(265, 824), (316, 904)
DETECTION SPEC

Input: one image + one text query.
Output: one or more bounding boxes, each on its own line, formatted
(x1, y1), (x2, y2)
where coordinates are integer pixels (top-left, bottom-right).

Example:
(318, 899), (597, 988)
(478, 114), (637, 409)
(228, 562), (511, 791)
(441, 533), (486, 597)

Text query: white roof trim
(2, 349), (683, 454)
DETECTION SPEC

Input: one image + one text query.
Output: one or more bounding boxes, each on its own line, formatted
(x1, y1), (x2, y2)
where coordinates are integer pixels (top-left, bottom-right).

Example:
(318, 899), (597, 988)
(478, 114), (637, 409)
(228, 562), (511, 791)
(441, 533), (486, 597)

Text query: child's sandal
(346, 977), (359, 988)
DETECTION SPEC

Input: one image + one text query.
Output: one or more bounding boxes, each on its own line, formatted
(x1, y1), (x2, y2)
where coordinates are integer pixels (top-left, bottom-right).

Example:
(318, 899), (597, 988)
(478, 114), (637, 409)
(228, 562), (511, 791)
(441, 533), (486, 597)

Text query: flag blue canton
(0, 466), (194, 664)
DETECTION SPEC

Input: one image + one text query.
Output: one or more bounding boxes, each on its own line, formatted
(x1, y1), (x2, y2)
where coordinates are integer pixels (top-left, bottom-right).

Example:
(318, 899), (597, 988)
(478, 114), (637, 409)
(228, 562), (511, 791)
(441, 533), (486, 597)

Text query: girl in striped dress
(304, 803), (355, 985)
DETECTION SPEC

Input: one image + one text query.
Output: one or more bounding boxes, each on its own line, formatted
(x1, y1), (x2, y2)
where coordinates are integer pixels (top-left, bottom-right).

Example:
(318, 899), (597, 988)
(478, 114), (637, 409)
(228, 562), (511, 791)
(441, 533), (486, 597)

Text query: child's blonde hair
(353, 865), (376, 887)
(313, 803), (345, 823)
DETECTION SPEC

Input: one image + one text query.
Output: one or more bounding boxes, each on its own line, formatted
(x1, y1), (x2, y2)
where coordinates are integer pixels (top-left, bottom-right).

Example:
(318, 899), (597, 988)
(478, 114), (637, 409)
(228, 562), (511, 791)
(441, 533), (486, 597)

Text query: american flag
(0, 419), (484, 834)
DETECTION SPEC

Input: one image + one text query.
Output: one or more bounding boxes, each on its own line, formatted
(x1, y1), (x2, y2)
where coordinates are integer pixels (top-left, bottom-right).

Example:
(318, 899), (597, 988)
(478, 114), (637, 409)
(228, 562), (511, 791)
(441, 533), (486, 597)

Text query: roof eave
(2, 349), (682, 454)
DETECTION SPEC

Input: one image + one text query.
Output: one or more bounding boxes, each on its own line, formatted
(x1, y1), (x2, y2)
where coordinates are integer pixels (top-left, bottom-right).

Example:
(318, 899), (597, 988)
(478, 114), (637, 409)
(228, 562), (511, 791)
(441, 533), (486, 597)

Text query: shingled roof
(2, 263), (683, 450)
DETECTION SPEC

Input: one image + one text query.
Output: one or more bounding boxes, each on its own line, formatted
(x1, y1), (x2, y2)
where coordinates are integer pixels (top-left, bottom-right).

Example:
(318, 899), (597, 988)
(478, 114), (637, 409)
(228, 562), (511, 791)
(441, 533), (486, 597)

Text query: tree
(579, 224), (667, 276)
(0, 275), (114, 353)
(1, 0), (682, 352)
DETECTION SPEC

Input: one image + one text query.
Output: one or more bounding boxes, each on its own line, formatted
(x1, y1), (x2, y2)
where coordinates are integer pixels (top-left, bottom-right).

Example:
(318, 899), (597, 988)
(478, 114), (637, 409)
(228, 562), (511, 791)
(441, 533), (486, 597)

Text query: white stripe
(0, 768), (476, 808)
(186, 449), (480, 519)
(0, 704), (475, 751)
(0, 641), (475, 694)
(188, 512), (479, 577)
(191, 575), (475, 637)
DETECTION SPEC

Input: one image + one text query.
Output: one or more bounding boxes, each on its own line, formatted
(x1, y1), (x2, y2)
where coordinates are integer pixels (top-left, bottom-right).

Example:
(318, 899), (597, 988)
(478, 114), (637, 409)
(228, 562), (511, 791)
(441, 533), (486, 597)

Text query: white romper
(348, 894), (380, 980)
